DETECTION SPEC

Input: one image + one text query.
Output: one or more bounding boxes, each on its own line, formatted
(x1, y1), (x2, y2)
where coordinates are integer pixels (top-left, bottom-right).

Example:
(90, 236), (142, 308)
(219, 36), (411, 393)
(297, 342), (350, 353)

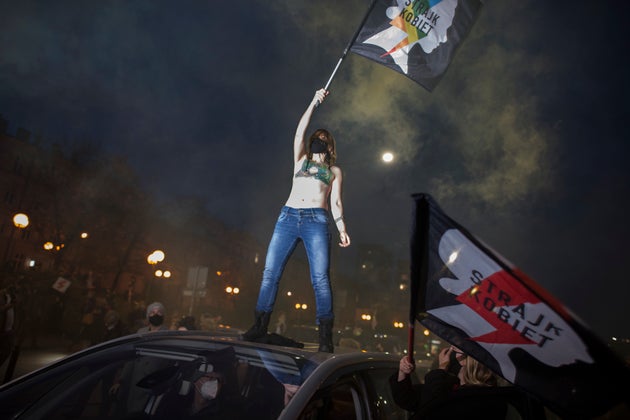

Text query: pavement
(0, 334), (73, 385)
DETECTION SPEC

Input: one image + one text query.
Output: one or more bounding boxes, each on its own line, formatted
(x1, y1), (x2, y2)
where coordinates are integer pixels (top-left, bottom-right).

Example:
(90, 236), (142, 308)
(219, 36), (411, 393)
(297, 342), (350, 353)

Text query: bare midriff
(285, 177), (331, 209)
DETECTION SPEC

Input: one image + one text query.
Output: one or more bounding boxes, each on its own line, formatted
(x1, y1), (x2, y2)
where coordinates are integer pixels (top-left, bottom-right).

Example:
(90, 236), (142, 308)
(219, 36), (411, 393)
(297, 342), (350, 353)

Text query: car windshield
(1, 340), (318, 420)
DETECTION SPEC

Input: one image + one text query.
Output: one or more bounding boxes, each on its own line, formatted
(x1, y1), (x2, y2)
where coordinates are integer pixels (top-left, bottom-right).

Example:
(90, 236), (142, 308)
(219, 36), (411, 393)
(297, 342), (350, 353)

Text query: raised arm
(293, 89), (328, 163)
(330, 166), (351, 247)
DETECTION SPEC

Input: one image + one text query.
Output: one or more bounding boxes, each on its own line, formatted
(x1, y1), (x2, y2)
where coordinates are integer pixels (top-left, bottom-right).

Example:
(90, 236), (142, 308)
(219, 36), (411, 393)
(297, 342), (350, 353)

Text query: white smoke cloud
(266, 0), (558, 217)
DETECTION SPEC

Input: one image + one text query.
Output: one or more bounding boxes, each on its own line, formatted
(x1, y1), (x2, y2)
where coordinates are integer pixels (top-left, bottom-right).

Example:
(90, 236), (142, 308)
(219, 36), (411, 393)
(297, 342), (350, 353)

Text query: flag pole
(407, 319), (415, 365)
(407, 194), (430, 365)
(322, 0), (377, 92)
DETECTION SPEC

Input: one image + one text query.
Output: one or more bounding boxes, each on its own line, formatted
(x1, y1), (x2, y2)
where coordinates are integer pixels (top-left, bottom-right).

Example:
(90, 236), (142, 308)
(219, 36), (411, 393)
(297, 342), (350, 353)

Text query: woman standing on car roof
(242, 88), (351, 353)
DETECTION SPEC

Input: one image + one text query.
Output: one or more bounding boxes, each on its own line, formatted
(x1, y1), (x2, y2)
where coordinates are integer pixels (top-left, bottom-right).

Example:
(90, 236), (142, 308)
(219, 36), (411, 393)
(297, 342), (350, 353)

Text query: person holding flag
(390, 347), (508, 419)
(242, 88), (351, 353)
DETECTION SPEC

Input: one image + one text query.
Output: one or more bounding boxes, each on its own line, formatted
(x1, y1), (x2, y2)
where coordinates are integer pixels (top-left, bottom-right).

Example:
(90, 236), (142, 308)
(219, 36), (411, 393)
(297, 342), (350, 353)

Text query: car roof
(0, 330), (398, 390)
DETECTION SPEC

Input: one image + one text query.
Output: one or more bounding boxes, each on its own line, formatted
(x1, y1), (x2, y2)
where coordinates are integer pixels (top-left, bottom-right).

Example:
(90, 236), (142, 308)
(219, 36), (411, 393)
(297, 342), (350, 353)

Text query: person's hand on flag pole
(313, 88), (329, 108)
(397, 355), (415, 382)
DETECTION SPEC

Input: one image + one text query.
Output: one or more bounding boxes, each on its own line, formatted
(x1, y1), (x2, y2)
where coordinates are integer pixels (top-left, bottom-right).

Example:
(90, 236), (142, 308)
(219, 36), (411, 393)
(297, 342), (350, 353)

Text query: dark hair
(178, 316), (196, 330)
(307, 129), (337, 165)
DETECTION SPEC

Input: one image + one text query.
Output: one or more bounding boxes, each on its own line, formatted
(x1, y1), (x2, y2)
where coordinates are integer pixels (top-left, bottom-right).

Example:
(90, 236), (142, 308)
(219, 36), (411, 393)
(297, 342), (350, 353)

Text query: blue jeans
(255, 206), (333, 322)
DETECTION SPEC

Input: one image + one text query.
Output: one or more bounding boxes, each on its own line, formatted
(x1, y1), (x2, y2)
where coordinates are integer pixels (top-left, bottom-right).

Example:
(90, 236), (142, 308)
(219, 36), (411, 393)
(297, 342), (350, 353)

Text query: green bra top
(294, 159), (333, 185)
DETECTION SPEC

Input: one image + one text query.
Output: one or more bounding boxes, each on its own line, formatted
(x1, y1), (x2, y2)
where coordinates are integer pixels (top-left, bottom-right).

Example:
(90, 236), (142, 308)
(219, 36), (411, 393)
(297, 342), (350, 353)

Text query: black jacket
(389, 369), (509, 419)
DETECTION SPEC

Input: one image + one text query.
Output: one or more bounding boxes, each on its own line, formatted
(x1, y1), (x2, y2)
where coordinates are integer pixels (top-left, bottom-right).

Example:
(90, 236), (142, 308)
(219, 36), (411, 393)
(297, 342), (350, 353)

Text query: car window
(363, 368), (410, 420)
(21, 360), (127, 419)
(109, 355), (177, 417)
(1, 342), (322, 420)
(146, 346), (296, 420)
(298, 380), (364, 420)
(0, 367), (80, 418)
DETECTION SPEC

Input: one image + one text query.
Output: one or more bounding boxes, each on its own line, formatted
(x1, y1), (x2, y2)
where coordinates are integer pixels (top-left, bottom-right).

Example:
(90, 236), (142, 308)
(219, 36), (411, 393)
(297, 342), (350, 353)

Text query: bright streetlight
(225, 286), (239, 295)
(382, 152), (394, 163)
(13, 213), (29, 228)
(147, 250), (165, 265)
(146, 250), (166, 302)
(154, 269), (171, 278)
(2, 212), (30, 267)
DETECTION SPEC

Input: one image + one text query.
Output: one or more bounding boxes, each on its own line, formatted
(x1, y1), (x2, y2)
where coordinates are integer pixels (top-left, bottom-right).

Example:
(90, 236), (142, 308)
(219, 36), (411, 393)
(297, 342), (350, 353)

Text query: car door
(296, 374), (368, 420)
(295, 359), (409, 420)
(361, 367), (411, 420)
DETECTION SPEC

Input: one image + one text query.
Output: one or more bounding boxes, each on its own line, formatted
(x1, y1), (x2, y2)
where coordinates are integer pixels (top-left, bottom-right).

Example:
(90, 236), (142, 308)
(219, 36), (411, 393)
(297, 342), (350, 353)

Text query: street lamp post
(1, 213), (29, 384)
(294, 302), (308, 329)
(224, 285), (240, 312)
(146, 250), (165, 302)
(2, 213), (30, 270)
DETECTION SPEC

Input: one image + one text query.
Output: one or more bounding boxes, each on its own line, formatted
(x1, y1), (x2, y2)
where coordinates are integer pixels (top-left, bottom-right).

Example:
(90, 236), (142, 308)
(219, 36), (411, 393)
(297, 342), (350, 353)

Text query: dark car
(0, 330), (562, 419)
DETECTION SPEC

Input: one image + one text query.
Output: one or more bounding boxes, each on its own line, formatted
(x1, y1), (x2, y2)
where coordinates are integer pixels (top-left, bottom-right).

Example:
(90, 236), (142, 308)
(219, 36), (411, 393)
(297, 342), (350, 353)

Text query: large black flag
(350, 0), (483, 91)
(410, 193), (630, 418)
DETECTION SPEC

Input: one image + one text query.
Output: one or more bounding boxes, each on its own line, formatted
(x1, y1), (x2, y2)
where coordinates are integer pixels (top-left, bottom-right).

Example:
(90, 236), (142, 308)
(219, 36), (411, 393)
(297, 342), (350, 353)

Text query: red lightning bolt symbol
(456, 270), (541, 345)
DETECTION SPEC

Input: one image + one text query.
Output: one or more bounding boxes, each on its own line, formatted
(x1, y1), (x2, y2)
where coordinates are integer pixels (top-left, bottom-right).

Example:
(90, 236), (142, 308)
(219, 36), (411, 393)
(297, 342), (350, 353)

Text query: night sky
(1, 1), (628, 339)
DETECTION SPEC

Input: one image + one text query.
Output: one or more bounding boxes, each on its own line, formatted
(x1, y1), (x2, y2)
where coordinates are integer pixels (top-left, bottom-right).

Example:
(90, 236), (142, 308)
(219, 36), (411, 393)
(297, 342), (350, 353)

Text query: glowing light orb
(382, 152), (394, 163)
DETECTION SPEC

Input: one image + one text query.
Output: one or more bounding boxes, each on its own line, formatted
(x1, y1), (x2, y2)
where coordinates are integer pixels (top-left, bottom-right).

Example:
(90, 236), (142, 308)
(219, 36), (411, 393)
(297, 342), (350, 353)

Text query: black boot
(318, 319), (334, 353)
(242, 311), (271, 341)
(260, 333), (305, 348)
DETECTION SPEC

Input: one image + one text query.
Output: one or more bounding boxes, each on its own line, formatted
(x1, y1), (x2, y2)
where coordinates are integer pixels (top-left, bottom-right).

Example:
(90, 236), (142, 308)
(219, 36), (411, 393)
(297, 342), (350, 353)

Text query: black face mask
(310, 139), (328, 154)
(148, 314), (164, 326)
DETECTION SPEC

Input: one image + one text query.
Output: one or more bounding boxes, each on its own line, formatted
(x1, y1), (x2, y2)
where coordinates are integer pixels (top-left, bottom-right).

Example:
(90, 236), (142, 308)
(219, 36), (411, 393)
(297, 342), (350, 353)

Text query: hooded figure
(137, 302), (168, 333)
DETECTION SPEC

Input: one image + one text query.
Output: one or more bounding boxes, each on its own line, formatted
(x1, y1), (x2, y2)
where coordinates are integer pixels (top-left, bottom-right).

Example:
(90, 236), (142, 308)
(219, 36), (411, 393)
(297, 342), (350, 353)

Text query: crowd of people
(0, 274), (202, 370)
(70, 294), (191, 351)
